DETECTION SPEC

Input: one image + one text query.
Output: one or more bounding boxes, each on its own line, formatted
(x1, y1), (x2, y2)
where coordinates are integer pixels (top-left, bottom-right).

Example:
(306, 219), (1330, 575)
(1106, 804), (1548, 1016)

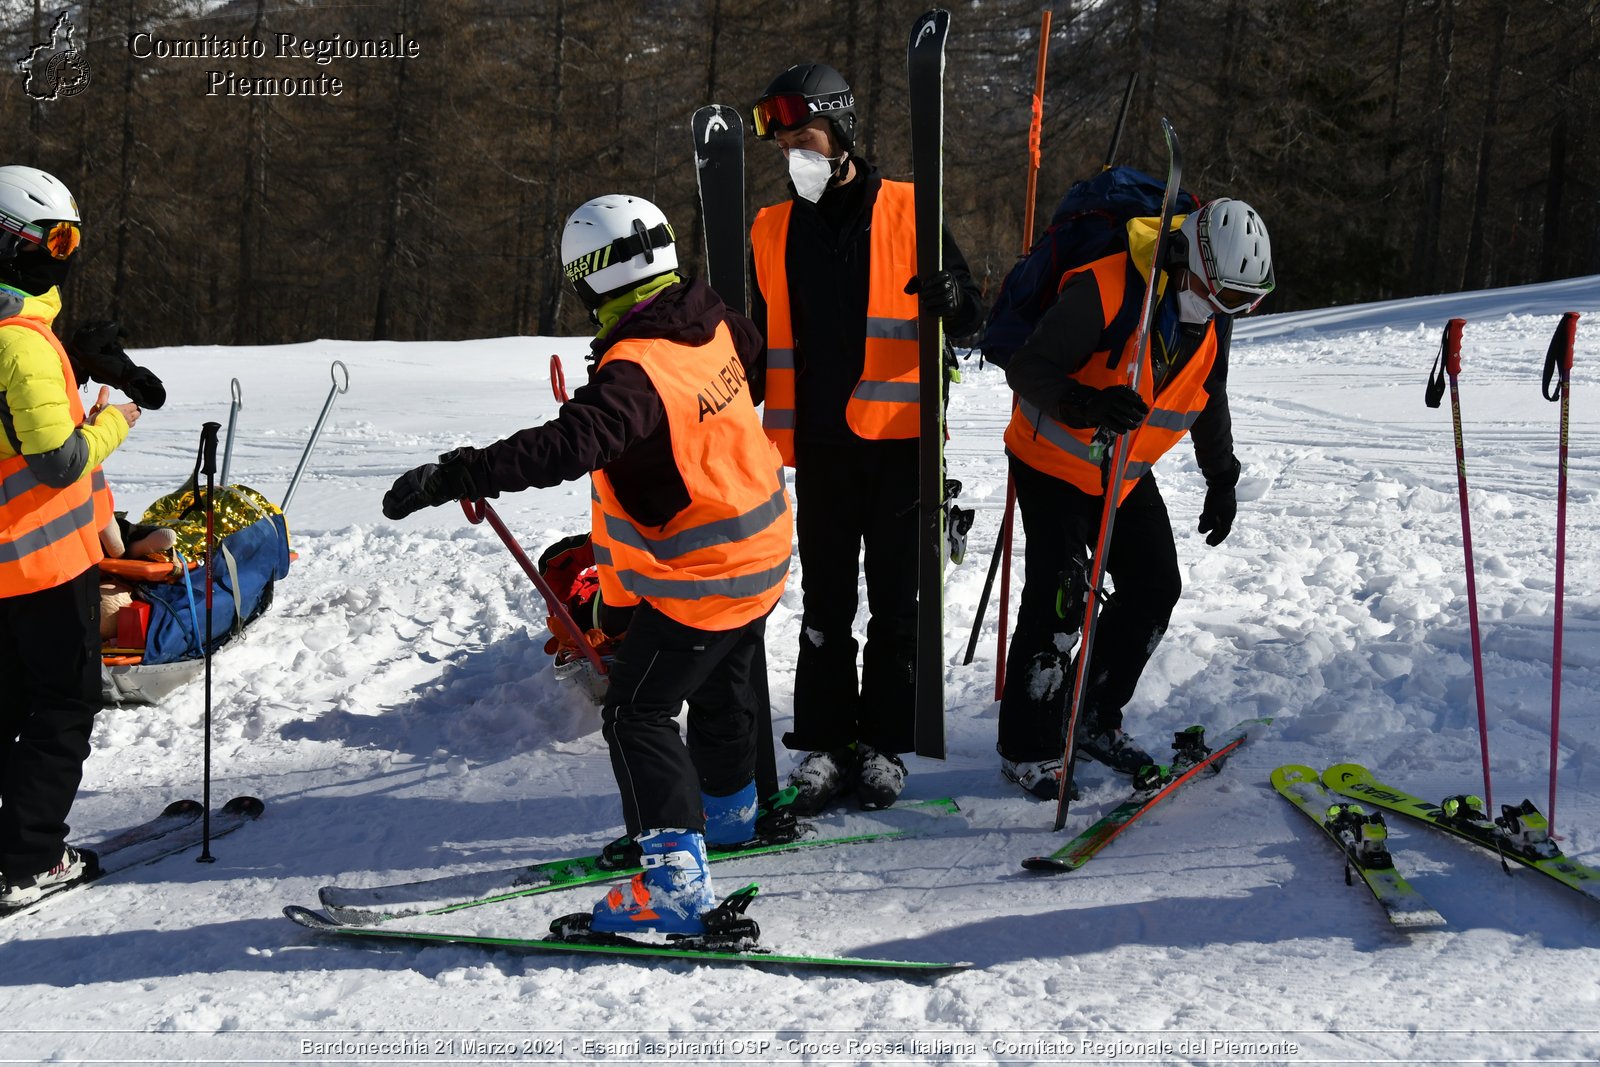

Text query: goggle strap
(564, 221), (674, 283)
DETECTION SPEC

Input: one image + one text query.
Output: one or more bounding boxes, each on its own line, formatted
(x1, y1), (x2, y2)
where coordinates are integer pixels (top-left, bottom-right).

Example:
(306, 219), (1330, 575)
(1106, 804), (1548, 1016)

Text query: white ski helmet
(0, 165), (80, 261)
(1179, 198), (1274, 315)
(561, 194), (677, 308)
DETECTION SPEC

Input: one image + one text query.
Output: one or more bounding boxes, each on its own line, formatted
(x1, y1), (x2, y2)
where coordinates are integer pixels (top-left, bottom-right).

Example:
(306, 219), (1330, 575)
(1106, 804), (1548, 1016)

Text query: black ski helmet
(753, 63), (857, 153)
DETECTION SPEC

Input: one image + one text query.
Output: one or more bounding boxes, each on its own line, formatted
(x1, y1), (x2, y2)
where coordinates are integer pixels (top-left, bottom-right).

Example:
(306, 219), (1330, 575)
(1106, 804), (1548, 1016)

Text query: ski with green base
(1322, 763), (1600, 907)
(286, 886), (970, 975)
(318, 797), (961, 926)
(1272, 765), (1446, 930)
(1022, 718), (1271, 873)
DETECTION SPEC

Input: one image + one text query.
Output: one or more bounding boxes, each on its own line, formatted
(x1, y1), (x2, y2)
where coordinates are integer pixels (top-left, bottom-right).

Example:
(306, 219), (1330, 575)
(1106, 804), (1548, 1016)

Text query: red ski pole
(461, 499), (607, 678)
(988, 10), (1049, 698)
(1541, 311), (1578, 832)
(1426, 317), (1493, 813)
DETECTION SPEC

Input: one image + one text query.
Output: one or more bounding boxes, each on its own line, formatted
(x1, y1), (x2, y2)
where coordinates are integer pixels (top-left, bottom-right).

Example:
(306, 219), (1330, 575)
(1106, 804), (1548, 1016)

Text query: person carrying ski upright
(382, 194), (791, 937)
(997, 196), (1274, 800)
(0, 165), (141, 910)
(748, 62), (984, 814)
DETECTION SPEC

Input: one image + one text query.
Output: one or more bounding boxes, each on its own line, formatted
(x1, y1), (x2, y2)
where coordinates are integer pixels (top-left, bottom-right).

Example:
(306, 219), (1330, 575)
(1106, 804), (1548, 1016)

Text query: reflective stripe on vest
(1004, 253), (1218, 503)
(750, 180), (922, 465)
(589, 323), (792, 631)
(0, 318), (109, 595)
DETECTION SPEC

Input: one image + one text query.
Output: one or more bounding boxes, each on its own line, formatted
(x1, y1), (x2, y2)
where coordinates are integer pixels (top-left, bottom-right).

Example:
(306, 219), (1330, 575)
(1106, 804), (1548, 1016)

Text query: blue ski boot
(703, 782), (759, 848)
(590, 829), (715, 935)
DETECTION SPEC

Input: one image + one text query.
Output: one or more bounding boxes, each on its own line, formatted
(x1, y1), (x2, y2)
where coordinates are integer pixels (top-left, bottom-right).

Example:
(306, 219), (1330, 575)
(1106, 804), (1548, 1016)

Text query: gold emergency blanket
(138, 483), (289, 563)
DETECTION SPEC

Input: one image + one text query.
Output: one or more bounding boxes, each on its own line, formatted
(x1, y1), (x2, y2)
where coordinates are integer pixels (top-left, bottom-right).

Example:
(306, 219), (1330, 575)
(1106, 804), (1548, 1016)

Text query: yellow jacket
(0, 285), (126, 595)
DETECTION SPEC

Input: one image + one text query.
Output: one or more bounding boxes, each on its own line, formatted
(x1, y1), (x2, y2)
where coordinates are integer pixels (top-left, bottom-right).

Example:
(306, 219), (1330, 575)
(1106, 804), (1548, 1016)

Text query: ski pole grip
(1543, 311), (1579, 401)
(199, 421), (221, 476)
(1443, 318), (1465, 377)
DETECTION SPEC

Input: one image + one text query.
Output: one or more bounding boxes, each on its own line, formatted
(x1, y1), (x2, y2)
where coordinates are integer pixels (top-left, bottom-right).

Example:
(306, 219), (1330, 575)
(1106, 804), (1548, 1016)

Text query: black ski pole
(197, 421), (221, 863)
(1103, 72), (1137, 170)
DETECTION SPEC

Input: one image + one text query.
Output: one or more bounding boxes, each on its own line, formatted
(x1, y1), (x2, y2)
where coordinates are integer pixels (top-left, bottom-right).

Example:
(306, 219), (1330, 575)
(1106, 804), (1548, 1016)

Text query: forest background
(3, 0), (1596, 348)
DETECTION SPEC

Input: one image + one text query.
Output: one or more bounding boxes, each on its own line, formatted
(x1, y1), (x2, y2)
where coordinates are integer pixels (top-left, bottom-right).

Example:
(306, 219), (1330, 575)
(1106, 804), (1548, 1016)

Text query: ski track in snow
(5, 285), (1600, 1064)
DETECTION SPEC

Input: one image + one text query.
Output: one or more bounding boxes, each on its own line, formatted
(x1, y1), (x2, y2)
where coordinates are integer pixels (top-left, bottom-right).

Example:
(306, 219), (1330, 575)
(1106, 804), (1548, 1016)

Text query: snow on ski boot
(787, 747), (855, 816)
(1496, 800), (1559, 860)
(1000, 756), (1078, 801)
(589, 829), (715, 935)
(1075, 725), (1156, 776)
(0, 845), (99, 911)
(703, 781), (759, 848)
(855, 745), (907, 810)
(1325, 803), (1394, 871)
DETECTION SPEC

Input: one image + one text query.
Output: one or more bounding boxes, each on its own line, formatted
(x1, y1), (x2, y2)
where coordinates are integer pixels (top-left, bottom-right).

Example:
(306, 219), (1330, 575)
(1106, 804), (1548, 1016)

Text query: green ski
(286, 889), (969, 975)
(1322, 763), (1600, 907)
(320, 797), (961, 926)
(1272, 765), (1446, 930)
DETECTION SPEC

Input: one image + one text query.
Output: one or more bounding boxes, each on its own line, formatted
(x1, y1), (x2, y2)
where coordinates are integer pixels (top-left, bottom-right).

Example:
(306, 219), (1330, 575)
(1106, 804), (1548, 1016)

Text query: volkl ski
(1323, 763), (1600, 907)
(1272, 765), (1446, 930)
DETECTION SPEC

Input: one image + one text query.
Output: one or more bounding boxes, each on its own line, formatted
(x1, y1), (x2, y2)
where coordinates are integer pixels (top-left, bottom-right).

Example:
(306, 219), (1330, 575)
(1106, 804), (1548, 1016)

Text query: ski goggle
(751, 92), (813, 139)
(0, 213), (80, 260)
(752, 89), (852, 139)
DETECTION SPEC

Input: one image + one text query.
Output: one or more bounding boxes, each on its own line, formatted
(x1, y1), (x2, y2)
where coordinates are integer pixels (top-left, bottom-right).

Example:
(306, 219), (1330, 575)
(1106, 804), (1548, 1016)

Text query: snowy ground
(5, 276), (1600, 1066)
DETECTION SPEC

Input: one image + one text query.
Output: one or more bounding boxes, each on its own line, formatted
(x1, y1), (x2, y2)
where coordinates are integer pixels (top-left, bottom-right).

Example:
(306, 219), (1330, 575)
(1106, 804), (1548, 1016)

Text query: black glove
(904, 270), (963, 321)
(382, 449), (479, 520)
(66, 319), (166, 409)
(1057, 382), (1148, 434)
(1196, 457), (1241, 550)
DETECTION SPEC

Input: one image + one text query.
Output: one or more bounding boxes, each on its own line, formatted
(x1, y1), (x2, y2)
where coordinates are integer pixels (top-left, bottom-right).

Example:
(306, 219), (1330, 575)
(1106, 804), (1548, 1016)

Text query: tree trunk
(1459, 4), (1508, 291)
(372, 0), (416, 340)
(1411, 0), (1455, 294)
(537, 0), (568, 336)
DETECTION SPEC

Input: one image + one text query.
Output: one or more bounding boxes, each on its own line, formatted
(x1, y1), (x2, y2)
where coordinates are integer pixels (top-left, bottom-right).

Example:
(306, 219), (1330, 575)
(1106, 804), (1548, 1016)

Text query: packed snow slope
(5, 276), (1600, 1065)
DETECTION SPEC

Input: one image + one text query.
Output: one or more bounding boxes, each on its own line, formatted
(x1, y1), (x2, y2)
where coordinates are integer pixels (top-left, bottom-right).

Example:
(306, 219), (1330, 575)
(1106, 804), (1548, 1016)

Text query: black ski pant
(600, 601), (769, 836)
(997, 455), (1182, 761)
(0, 566), (101, 881)
(784, 438), (918, 756)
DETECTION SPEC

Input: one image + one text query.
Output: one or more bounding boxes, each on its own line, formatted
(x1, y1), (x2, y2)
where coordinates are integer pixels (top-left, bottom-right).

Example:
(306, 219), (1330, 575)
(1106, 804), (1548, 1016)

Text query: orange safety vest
(588, 322), (792, 631)
(0, 316), (113, 596)
(1004, 253), (1219, 504)
(750, 180), (921, 466)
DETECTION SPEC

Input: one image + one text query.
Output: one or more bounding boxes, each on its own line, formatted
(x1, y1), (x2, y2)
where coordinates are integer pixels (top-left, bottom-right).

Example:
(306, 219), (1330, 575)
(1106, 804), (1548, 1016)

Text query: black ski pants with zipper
(997, 455), (1182, 762)
(600, 601), (770, 836)
(782, 437), (919, 757)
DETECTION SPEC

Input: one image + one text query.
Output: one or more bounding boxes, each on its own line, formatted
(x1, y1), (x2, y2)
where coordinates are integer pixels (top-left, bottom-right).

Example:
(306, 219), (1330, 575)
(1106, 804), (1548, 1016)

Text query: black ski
(691, 103), (748, 315)
(907, 7), (951, 759)
(0, 796), (263, 918)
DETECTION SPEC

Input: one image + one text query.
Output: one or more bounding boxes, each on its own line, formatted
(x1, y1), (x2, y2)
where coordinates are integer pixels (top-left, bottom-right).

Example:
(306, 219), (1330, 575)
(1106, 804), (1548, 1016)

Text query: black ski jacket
(749, 157), (985, 449)
(459, 278), (765, 528)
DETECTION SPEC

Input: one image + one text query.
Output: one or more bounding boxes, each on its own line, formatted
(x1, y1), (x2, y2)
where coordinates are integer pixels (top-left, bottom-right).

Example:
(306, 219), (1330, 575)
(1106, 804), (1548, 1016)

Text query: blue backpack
(981, 165), (1199, 367)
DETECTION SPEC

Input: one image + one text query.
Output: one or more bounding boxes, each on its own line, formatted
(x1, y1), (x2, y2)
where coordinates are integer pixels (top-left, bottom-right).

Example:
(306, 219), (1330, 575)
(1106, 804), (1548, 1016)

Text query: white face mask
(1177, 283), (1216, 325)
(787, 148), (839, 204)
